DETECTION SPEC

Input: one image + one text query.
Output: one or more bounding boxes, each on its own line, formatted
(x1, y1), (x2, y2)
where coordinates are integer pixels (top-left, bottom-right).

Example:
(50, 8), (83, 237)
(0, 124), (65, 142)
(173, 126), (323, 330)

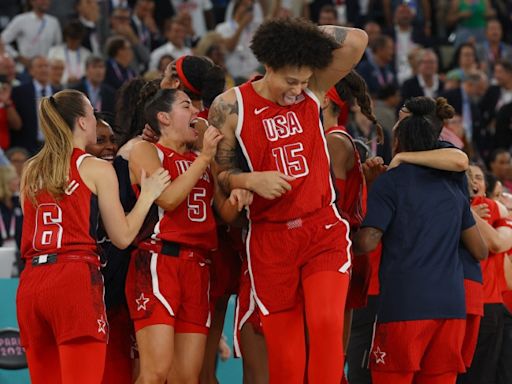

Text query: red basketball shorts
(209, 232), (242, 306)
(370, 319), (466, 374)
(17, 259), (108, 347)
(346, 250), (371, 309)
(102, 305), (135, 384)
(247, 206), (351, 315)
(233, 259), (263, 358)
(125, 244), (210, 334)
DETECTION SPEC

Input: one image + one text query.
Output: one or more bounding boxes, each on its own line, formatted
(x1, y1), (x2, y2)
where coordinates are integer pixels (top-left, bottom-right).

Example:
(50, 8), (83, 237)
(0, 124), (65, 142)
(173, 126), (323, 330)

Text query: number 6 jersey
(21, 148), (99, 260)
(150, 143), (217, 251)
(234, 80), (339, 223)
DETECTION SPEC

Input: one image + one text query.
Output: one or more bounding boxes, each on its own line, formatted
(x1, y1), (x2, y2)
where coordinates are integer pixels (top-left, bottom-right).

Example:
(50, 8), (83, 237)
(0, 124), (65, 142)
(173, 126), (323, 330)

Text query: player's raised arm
(311, 26), (368, 94)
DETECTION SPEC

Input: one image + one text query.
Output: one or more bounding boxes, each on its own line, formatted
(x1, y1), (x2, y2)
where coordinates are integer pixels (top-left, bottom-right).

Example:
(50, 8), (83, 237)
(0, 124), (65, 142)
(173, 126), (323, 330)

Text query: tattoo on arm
(318, 25), (348, 47)
(209, 96), (242, 193)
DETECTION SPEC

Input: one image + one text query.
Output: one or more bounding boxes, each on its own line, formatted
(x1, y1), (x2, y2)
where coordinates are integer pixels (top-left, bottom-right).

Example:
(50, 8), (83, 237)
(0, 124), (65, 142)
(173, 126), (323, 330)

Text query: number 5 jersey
(149, 143), (217, 251)
(21, 148), (99, 260)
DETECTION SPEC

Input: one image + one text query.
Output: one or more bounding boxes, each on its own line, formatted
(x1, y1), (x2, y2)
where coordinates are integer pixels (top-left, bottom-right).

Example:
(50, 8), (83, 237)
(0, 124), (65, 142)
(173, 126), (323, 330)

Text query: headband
(326, 87), (345, 109)
(175, 56), (201, 96)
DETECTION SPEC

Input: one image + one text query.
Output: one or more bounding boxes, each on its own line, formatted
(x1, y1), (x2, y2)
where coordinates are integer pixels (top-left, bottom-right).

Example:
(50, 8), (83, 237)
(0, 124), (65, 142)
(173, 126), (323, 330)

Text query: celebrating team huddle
(15, 17), (512, 384)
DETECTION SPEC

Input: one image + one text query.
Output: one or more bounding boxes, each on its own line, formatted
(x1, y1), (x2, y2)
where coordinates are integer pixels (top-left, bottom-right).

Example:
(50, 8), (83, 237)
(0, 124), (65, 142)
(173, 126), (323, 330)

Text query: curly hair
(250, 18), (339, 70)
(115, 78), (161, 147)
(334, 70), (384, 144)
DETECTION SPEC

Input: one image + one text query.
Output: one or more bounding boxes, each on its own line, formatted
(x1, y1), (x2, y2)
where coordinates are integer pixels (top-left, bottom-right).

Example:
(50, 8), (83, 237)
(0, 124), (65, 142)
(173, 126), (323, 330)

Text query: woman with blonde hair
(16, 89), (170, 384)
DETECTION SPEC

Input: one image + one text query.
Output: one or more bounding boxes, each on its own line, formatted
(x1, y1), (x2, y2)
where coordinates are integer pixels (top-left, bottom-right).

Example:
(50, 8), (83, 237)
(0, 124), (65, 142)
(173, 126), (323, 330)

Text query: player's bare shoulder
(208, 88), (239, 134)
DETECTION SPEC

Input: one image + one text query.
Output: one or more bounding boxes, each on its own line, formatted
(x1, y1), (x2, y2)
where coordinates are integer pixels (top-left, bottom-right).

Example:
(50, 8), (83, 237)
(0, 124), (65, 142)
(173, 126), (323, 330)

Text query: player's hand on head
(229, 188), (254, 211)
(249, 171), (295, 200)
(140, 167), (171, 200)
(142, 124), (160, 143)
(472, 203), (491, 220)
(201, 125), (224, 161)
(362, 156), (386, 185)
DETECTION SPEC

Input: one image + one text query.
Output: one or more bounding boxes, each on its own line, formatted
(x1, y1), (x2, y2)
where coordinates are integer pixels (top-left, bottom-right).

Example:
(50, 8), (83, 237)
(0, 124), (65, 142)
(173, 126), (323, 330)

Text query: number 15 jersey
(235, 81), (338, 223)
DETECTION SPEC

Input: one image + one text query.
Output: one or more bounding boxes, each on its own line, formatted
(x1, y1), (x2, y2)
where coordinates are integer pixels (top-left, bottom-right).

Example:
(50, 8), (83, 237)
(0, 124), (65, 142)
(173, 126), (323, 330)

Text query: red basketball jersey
(471, 196), (502, 304)
(235, 81), (340, 223)
(325, 126), (367, 230)
(151, 143), (217, 251)
(21, 148), (99, 260)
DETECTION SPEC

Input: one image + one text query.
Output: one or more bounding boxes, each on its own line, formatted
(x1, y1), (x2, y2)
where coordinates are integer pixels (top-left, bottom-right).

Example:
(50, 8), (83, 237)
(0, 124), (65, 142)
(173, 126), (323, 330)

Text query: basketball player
(353, 102), (488, 384)
(16, 90), (170, 384)
(208, 18), (368, 383)
(126, 89), (251, 384)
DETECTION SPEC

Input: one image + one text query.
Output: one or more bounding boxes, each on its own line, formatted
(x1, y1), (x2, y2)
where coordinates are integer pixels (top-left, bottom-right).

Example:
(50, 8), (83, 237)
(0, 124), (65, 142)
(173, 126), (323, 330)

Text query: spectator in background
(48, 20), (91, 86)
(171, 0), (215, 39)
(447, 0), (496, 47)
(317, 5), (339, 26)
(10, 56), (58, 154)
(374, 84), (400, 136)
(480, 60), (512, 130)
(104, 36), (137, 91)
(361, 21), (382, 63)
(446, 43), (481, 85)
(72, 55), (117, 114)
(5, 147), (29, 179)
(0, 164), (21, 248)
(0, 54), (19, 87)
(195, 31), (235, 89)
(1, 0), (62, 68)
(357, 35), (397, 97)
(149, 19), (192, 70)
(48, 58), (65, 91)
(76, 0), (101, 55)
(215, 0), (261, 83)
(0, 69), (21, 149)
(401, 49), (444, 102)
(387, 3), (430, 85)
(131, 0), (160, 52)
(441, 71), (489, 159)
(476, 18), (512, 79)
(487, 148), (512, 191)
(494, 101), (512, 151)
(110, 6), (150, 74)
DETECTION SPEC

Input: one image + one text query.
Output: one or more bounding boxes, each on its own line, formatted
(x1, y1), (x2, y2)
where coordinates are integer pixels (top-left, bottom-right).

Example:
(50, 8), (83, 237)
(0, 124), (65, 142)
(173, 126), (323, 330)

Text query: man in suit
(441, 71), (489, 159)
(71, 55), (116, 114)
(10, 56), (57, 154)
(401, 49), (444, 103)
(480, 60), (512, 130)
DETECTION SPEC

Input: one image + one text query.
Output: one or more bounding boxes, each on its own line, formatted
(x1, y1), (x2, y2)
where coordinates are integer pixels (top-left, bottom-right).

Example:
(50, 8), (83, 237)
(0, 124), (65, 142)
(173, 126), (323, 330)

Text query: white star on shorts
(97, 316), (106, 334)
(136, 293), (150, 311)
(374, 346), (386, 364)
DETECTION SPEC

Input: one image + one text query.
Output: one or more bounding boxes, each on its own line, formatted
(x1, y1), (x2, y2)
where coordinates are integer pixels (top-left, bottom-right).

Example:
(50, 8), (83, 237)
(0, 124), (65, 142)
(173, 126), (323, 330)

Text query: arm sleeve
(361, 173), (396, 232)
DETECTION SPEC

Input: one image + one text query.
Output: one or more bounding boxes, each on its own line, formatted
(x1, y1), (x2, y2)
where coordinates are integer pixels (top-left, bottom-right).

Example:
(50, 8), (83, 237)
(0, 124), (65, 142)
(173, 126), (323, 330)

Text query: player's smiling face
(265, 65), (313, 106)
(469, 165), (486, 196)
(165, 91), (200, 145)
(86, 122), (117, 162)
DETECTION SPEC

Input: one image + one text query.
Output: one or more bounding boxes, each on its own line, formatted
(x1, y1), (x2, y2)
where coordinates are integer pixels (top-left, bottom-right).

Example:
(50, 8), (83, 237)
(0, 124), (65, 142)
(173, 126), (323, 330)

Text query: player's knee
(308, 309), (344, 337)
(138, 365), (171, 384)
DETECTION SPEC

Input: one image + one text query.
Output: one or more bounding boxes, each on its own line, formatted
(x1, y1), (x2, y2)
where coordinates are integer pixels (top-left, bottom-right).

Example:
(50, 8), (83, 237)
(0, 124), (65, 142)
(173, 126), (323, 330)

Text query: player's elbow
(110, 237), (132, 250)
(353, 232), (378, 255)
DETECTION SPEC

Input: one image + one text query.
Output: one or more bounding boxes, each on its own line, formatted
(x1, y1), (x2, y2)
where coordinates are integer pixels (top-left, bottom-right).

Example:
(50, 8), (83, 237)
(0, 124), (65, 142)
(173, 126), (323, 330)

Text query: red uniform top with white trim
(471, 196), (503, 304)
(235, 81), (339, 223)
(151, 143), (217, 251)
(325, 126), (367, 230)
(21, 148), (99, 260)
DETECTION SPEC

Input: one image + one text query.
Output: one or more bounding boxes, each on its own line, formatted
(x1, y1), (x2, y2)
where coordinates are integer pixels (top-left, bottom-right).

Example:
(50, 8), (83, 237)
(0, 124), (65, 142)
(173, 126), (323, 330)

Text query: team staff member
(209, 18), (368, 383)
(127, 89), (250, 384)
(353, 104), (488, 384)
(16, 90), (170, 384)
